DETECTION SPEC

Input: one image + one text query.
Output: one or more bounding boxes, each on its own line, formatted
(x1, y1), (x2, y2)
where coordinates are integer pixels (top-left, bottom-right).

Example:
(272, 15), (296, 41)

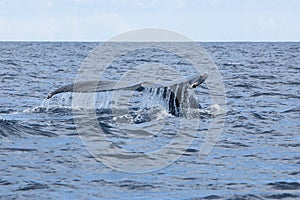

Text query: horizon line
(0, 40), (299, 43)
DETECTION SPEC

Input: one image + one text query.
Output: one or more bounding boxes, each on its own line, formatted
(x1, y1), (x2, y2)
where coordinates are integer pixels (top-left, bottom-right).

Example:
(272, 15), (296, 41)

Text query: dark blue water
(0, 42), (299, 199)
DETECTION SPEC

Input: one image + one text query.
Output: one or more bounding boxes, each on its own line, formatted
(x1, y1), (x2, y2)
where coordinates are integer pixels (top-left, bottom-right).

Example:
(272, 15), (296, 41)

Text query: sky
(0, 0), (299, 41)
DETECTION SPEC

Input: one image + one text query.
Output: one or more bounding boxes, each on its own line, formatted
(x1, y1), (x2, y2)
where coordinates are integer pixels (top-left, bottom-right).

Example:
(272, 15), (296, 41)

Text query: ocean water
(0, 42), (299, 199)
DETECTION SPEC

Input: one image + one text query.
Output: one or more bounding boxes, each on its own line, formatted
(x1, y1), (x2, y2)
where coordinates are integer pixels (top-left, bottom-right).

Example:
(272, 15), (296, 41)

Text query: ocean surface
(0, 42), (299, 199)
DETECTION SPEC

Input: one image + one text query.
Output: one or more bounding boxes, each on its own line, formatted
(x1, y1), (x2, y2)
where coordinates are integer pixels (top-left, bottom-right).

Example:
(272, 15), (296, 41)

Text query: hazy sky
(0, 0), (299, 41)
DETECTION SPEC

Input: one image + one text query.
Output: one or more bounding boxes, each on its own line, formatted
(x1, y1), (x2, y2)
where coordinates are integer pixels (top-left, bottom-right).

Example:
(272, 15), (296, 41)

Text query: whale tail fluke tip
(189, 73), (208, 89)
(46, 92), (53, 99)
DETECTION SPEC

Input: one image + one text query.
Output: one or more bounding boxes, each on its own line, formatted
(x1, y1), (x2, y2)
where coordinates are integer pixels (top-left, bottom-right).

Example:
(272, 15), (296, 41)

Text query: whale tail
(45, 73), (208, 115)
(46, 73), (208, 99)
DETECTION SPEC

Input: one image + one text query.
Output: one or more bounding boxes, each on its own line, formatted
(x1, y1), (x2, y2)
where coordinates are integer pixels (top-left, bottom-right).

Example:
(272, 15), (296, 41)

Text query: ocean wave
(0, 119), (57, 138)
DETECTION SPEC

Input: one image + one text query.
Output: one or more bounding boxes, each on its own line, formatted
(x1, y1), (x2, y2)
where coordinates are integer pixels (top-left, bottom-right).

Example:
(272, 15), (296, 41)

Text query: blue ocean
(0, 42), (299, 199)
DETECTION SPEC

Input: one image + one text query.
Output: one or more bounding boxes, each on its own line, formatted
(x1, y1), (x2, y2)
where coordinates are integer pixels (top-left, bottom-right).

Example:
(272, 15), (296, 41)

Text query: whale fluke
(46, 73), (208, 99)
(46, 73), (208, 116)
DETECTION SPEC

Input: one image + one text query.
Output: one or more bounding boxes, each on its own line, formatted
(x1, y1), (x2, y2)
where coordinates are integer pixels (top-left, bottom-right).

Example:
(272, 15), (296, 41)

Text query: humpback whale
(46, 73), (208, 116)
